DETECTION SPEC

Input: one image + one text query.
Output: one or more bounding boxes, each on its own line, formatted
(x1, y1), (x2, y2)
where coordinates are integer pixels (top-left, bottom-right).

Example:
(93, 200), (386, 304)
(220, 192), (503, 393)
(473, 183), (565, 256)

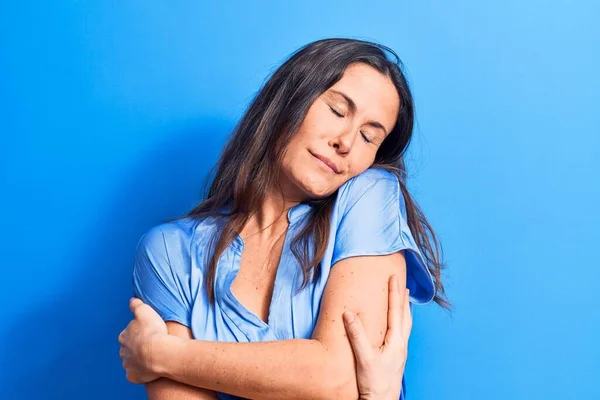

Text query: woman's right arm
(145, 321), (218, 400)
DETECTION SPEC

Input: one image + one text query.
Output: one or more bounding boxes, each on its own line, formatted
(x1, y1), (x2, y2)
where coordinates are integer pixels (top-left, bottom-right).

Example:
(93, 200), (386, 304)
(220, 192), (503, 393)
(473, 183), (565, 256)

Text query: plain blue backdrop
(1, 1), (598, 399)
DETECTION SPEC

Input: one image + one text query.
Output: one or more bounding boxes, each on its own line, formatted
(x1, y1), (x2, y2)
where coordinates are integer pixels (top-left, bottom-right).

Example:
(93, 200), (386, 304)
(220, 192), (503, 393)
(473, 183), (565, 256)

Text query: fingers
(383, 274), (414, 353)
(384, 275), (405, 347)
(129, 298), (157, 321)
(401, 289), (412, 340)
(343, 311), (373, 366)
(387, 275), (402, 332)
(129, 297), (144, 314)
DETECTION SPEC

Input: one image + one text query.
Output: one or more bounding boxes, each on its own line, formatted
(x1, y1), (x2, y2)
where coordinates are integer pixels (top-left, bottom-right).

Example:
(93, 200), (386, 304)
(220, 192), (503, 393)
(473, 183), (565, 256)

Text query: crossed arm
(144, 322), (218, 400)
(121, 251), (408, 400)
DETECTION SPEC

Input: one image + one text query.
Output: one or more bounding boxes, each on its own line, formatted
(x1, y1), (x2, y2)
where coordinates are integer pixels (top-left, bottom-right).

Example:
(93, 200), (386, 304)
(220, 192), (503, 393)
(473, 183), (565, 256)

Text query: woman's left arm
(122, 251), (406, 400)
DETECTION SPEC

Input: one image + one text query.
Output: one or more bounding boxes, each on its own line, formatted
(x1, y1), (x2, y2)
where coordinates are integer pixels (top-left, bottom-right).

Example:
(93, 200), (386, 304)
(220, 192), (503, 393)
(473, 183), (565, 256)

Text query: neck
(242, 191), (297, 240)
(241, 172), (308, 240)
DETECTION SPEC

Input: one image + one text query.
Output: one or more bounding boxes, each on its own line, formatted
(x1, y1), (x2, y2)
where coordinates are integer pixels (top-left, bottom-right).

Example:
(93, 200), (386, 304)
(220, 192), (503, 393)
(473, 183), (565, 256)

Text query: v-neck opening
(216, 202), (311, 340)
(226, 228), (291, 338)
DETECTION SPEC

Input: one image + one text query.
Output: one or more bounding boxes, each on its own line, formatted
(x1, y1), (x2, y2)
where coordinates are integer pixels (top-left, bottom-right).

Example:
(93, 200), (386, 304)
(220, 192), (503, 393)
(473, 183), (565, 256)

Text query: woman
(119, 38), (449, 399)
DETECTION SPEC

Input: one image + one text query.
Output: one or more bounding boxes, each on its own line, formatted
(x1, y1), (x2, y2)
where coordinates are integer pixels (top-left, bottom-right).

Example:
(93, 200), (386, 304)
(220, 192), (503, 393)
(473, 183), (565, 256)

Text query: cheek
(298, 106), (333, 141)
(347, 154), (376, 177)
(282, 139), (304, 169)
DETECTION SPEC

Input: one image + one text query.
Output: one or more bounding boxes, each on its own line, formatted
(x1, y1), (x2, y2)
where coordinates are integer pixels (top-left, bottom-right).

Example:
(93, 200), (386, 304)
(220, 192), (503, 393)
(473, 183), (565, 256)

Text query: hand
(118, 298), (169, 384)
(342, 275), (412, 400)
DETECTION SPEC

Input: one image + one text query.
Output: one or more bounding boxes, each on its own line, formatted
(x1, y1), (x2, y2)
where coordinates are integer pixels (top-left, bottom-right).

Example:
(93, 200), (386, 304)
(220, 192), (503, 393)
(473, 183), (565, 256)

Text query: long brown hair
(176, 38), (450, 309)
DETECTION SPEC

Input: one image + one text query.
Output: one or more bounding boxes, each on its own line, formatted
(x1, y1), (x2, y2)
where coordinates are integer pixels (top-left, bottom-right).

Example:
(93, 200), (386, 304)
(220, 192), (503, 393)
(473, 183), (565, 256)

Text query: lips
(311, 151), (341, 174)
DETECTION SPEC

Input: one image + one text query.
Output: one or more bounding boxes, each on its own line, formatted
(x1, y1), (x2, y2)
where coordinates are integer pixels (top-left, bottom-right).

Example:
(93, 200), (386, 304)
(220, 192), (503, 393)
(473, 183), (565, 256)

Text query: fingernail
(343, 311), (355, 323)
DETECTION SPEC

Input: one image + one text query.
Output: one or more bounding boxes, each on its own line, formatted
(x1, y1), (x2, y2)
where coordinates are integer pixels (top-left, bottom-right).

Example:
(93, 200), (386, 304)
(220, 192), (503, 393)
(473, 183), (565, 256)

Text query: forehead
(325, 63), (400, 132)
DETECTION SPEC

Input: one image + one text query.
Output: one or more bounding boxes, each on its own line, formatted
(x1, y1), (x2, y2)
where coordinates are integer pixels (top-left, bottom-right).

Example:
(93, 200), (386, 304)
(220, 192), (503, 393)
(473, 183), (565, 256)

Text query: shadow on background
(3, 118), (231, 399)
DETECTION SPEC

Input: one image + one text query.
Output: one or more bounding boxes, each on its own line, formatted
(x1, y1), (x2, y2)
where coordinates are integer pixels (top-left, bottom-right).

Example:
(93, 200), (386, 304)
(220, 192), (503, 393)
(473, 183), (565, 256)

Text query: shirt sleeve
(132, 223), (192, 326)
(331, 168), (436, 304)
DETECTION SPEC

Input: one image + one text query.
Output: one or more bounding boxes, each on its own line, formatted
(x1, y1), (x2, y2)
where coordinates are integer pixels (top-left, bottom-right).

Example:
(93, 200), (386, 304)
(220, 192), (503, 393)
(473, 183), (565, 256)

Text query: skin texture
(142, 322), (218, 400)
(342, 276), (412, 400)
(119, 62), (409, 399)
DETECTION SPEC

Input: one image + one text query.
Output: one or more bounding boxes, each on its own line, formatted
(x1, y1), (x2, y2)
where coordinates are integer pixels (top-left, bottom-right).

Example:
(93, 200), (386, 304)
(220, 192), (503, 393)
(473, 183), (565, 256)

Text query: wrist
(150, 334), (185, 378)
(359, 384), (403, 400)
(359, 394), (399, 400)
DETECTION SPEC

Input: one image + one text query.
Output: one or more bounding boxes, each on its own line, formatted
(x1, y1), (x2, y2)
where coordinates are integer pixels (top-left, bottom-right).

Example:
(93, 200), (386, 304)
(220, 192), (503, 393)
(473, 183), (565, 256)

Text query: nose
(329, 129), (356, 154)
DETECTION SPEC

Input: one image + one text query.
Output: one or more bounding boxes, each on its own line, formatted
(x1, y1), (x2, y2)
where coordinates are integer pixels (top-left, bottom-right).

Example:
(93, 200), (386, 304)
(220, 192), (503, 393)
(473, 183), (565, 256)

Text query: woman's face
(279, 62), (400, 201)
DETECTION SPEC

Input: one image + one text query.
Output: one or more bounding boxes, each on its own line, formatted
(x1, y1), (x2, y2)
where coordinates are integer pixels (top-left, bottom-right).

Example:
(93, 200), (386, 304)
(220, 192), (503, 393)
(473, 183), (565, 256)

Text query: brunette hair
(176, 38), (449, 309)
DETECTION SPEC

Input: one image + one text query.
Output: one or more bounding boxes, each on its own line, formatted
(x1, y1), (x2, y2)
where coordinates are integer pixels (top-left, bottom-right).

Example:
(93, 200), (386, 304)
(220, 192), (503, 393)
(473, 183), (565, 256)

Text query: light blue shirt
(133, 167), (436, 400)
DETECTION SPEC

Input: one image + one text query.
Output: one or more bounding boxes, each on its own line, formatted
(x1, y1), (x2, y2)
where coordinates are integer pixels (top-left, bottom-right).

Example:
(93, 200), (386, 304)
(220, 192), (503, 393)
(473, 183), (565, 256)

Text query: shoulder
(138, 218), (197, 250)
(133, 218), (203, 325)
(338, 168), (399, 197)
(138, 216), (219, 248)
(136, 216), (219, 265)
(336, 168), (401, 213)
(339, 167), (398, 190)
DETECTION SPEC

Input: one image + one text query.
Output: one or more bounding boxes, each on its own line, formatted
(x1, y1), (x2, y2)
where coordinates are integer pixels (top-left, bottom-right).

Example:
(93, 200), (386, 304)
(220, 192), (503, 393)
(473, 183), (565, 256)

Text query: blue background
(1, 1), (598, 399)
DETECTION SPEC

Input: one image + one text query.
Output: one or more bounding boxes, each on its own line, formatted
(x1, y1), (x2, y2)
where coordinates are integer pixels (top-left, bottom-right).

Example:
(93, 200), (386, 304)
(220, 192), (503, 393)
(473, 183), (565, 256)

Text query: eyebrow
(328, 89), (388, 135)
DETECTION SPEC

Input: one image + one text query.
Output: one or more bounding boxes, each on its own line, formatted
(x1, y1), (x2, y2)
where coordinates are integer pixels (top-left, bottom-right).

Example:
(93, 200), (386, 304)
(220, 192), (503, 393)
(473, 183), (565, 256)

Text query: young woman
(118, 38), (449, 399)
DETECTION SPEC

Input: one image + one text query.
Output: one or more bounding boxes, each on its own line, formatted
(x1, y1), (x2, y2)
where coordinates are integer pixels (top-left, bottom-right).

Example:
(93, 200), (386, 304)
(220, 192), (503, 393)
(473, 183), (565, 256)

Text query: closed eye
(360, 132), (372, 144)
(329, 106), (344, 118)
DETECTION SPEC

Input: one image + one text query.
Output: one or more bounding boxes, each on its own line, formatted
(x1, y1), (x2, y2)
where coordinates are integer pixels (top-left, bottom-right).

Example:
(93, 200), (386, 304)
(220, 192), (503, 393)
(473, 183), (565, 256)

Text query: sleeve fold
(332, 168), (436, 304)
(132, 224), (192, 326)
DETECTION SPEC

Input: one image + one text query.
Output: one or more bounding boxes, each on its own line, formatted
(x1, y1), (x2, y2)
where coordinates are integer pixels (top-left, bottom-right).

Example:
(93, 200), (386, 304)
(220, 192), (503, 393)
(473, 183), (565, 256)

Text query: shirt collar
(287, 202), (312, 224)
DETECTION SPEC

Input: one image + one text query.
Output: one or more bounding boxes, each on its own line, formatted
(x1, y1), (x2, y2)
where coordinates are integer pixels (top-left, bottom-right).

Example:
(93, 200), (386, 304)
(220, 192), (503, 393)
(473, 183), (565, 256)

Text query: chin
(297, 174), (337, 199)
